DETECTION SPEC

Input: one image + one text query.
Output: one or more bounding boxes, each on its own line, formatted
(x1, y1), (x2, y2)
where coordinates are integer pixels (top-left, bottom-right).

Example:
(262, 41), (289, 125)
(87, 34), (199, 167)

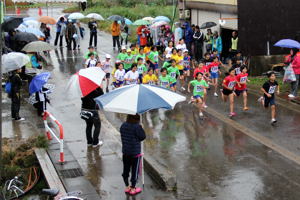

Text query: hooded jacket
(183, 22), (193, 43)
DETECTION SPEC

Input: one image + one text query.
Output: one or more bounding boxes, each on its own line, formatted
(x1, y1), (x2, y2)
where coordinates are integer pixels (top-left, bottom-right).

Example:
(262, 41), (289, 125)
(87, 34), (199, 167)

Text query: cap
(121, 46), (126, 50)
(115, 59), (121, 63)
(166, 54), (171, 58)
(88, 46), (94, 49)
(183, 49), (189, 53)
(105, 54), (111, 59)
(127, 49), (132, 53)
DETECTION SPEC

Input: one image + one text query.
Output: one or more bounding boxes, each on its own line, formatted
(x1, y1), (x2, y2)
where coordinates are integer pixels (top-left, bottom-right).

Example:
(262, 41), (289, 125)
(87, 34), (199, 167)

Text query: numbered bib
(240, 76), (247, 83)
(268, 86), (276, 94)
(228, 81), (236, 89)
(138, 67), (144, 73)
(161, 81), (169, 87)
(196, 85), (203, 92)
(183, 60), (190, 67)
(170, 72), (176, 78)
(235, 67), (241, 74)
(211, 66), (218, 73)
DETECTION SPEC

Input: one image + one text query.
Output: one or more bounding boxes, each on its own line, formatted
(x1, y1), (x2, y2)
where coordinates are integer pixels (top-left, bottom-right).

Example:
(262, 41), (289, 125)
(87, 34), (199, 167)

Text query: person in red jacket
(221, 68), (237, 117)
(235, 65), (250, 111)
(286, 49), (300, 98)
(137, 25), (149, 47)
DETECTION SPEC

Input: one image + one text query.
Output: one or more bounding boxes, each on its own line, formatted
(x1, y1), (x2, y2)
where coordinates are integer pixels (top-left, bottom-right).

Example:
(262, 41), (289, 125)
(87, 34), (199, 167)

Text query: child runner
(143, 68), (158, 85)
(111, 60), (121, 90)
(164, 41), (174, 57)
(117, 46), (127, 63)
(208, 56), (222, 96)
(137, 57), (147, 83)
(84, 46), (98, 60)
(203, 52), (213, 67)
(100, 54), (112, 93)
(175, 49), (185, 90)
(188, 72), (209, 117)
(259, 71), (280, 124)
(135, 48), (146, 64)
(159, 68), (171, 89)
(221, 68), (237, 117)
(167, 59), (180, 92)
(162, 54), (172, 69)
(176, 38), (187, 51)
(148, 46), (159, 75)
(114, 63), (126, 88)
(84, 53), (98, 68)
(124, 49), (134, 73)
(235, 65), (250, 111)
(124, 63), (139, 85)
(130, 43), (138, 60)
(183, 49), (191, 77)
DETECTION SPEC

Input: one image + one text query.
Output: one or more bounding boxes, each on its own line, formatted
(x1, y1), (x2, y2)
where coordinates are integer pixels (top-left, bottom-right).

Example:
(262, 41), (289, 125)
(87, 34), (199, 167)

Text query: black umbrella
(107, 15), (124, 21)
(200, 22), (217, 29)
(14, 32), (38, 43)
(1, 17), (23, 32)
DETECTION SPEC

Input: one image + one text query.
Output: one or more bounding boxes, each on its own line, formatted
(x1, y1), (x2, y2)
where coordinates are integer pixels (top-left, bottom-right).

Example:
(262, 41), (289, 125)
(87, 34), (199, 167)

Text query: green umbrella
(132, 19), (151, 26)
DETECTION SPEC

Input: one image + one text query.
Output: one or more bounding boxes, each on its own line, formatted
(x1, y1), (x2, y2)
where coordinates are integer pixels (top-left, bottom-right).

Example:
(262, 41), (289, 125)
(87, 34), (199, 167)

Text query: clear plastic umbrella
(2, 52), (30, 74)
(68, 12), (85, 20)
(22, 41), (55, 52)
(86, 13), (104, 20)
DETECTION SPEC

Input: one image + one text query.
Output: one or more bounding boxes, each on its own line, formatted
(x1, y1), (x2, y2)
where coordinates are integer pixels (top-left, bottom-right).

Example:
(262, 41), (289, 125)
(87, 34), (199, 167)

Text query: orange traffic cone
(38, 7), (42, 16)
(16, 7), (21, 15)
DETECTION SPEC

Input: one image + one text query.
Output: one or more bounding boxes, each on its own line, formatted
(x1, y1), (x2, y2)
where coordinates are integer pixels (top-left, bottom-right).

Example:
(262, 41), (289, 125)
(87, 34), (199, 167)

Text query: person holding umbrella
(285, 48), (300, 98)
(66, 20), (77, 50)
(54, 17), (66, 47)
(88, 18), (98, 48)
(111, 21), (121, 50)
(10, 69), (25, 121)
(120, 114), (146, 195)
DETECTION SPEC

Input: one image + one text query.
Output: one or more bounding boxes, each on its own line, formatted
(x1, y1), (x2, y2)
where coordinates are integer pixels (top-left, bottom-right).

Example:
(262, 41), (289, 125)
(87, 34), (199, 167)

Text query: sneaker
(257, 96), (264, 102)
(15, 117), (25, 121)
(93, 140), (103, 148)
(203, 104), (208, 108)
(288, 94), (295, 98)
(214, 92), (218, 97)
(271, 118), (277, 124)
(229, 112), (236, 117)
(129, 187), (142, 195)
(181, 87), (186, 91)
(124, 187), (131, 193)
(199, 112), (204, 117)
(106, 88), (109, 93)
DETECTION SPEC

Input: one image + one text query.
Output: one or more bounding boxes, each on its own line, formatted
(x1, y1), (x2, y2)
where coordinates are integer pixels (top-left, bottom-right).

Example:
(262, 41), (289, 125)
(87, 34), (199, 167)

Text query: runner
(183, 49), (191, 77)
(208, 56), (223, 96)
(203, 52), (213, 67)
(124, 63), (139, 85)
(235, 65), (250, 111)
(176, 38), (187, 51)
(188, 72), (209, 117)
(117, 46), (127, 63)
(84, 46), (98, 60)
(148, 46), (159, 75)
(111, 60), (121, 89)
(258, 71), (280, 124)
(162, 54), (172, 69)
(142, 68), (158, 85)
(84, 53), (98, 68)
(164, 41), (174, 57)
(159, 68), (171, 89)
(221, 68), (237, 117)
(173, 49), (185, 90)
(167, 59), (180, 92)
(124, 49), (134, 73)
(114, 63), (126, 88)
(137, 57), (147, 83)
(101, 54), (112, 93)
(135, 48), (146, 64)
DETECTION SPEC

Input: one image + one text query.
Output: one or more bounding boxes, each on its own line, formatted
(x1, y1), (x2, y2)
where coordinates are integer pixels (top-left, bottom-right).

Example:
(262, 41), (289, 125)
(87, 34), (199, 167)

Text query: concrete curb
(99, 112), (177, 191)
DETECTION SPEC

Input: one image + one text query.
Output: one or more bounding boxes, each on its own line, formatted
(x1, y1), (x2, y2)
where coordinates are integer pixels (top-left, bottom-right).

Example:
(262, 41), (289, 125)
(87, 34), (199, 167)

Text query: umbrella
(118, 18), (132, 25)
(86, 13), (104, 20)
(39, 16), (56, 25)
(274, 39), (300, 49)
(94, 84), (186, 187)
(68, 12), (85, 20)
(22, 20), (39, 28)
(142, 17), (154, 22)
(2, 52), (30, 74)
(23, 17), (36, 21)
(108, 15), (124, 21)
(132, 19), (151, 26)
(200, 21), (217, 29)
(29, 72), (51, 94)
(17, 27), (45, 37)
(153, 16), (170, 23)
(22, 41), (55, 52)
(14, 32), (38, 43)
(151, 21), (168, 28)
(1, 17), (23, 32)
(66, 67), (106, 98)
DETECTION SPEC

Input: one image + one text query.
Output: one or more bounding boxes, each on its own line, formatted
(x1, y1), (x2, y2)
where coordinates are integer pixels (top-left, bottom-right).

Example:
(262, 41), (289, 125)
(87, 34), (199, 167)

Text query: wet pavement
(4, 6), (300, 200)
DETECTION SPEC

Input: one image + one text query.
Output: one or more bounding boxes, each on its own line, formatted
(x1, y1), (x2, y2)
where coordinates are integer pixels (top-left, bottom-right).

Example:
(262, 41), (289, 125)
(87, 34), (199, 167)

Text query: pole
(141, 114), (144, 188)
(0, 0), (3, 180)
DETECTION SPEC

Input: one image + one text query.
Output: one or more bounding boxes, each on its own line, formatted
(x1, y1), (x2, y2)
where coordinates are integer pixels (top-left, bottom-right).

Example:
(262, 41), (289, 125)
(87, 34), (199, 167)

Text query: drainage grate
(60, 168), (84, 178)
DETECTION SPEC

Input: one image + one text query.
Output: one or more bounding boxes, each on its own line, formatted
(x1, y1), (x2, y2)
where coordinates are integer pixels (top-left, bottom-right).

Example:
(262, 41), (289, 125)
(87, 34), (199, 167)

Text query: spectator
(54, 17), (65, 47)
(75, 21), (83, 49)
(137, 25), (150, 48)
(287, 48), (300, 98)
(66, 21), (77, 50)
(120, 20), (129, 46)
(193, 25), (204, 62)
(40, 23), (51, 43)
(174, 22), (183, 45)
(204, 29), (213, 53)
(212, 31), (222, 58)
(111, 21), (121, 50)
(34, 87), (50, 117)
(229, 31), (238, 58)
(10, 69), (25, 121)
(88, 19), (98, 48)
(182, 22), (193, 53)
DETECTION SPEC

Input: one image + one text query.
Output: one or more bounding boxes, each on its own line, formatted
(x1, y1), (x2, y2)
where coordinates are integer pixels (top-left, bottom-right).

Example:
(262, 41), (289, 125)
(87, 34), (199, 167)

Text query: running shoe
(93, 140), (103, 148)
(203, 104), (208, 108)
(271, 118), (277, 124)
(15, 117), (25, 121)
(229, 112), (236, 117)
(87, 144), (92, 147)
(257, 96), (264, 102)
(288, 94), (295, 98)
(199, 112), (204, 117)
(181, 87), (186, 91)
(124, 187), (131, 193)
(214, 92), (218, 97)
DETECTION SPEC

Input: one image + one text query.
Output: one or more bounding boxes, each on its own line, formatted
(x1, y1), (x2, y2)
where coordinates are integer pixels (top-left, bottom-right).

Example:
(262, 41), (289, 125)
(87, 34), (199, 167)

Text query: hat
(115, 59), (121, 63)
(121, 46), (126, 50)
(127, 49), (131, 53)
(105, 54), (111, 59)
(166, 54), (171, 58)
(183, 49), (189, 53)
(88, 46), (94, 49)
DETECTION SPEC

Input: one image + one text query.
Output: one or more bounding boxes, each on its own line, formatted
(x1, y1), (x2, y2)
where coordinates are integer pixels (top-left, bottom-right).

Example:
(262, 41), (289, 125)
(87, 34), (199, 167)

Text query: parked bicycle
(2, 176), (25, 200)
(42, 189), (85, 200)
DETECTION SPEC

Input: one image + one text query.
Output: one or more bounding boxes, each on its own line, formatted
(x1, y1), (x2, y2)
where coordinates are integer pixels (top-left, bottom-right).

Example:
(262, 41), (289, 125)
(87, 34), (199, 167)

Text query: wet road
(5, 7), (300, 200)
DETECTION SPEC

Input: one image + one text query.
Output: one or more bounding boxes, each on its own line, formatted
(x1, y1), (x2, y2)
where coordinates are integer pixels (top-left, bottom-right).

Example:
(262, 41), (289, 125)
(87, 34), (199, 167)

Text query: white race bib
(268, 86), (276, 94)
(228, 81), (235, 89)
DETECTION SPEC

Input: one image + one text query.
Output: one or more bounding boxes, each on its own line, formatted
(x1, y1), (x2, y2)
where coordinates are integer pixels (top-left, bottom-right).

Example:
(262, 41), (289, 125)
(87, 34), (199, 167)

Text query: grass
(248, 76), (290, 92)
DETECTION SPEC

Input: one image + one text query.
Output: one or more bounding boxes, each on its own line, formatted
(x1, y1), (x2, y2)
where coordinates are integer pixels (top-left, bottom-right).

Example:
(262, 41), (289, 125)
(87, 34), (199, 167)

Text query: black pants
(122, 155), (141, 188)
(35, 101), (46, 117)
(112, 36), (121, 49)
(84, 111), (101, 145)
(194, 44), (203, 62)
(11, 93), (20, 119)
(120, 35), (128, 46)
(54, 32), (63, 46)
(89, 32), (97, 47)
(67, 38), (76, 50)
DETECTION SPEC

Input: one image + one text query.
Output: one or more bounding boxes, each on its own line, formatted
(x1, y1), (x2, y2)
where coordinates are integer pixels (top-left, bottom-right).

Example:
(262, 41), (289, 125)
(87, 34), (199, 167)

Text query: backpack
(5, 82), (11, 94)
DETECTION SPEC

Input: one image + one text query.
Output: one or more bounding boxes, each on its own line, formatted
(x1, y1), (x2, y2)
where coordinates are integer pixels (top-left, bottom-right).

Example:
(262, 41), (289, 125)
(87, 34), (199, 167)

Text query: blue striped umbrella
(17, 27), (45, 37)
(153, 16), (170, 23)
(94, 84), (186, 115)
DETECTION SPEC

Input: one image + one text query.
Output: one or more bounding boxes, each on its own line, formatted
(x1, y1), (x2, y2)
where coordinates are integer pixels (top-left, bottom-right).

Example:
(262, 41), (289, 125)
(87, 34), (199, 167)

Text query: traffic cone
(38, 7), (42, 16)
(16, 7), (20, 15)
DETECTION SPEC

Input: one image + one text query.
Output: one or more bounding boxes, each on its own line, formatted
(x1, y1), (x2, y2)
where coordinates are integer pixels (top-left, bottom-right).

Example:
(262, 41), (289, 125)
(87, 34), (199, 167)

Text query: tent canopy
(12, 0), (86, 2)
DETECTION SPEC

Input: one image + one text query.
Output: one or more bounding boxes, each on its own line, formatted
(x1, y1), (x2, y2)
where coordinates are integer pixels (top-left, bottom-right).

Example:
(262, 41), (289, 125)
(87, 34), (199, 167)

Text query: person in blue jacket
(212, 31), (223, 58)
(120, 114), (146, 196)
(182, 22), (194, 53)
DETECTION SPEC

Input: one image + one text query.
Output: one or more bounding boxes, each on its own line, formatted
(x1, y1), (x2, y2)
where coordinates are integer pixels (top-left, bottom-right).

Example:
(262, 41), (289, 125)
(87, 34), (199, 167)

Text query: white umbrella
(22, 20), (39, 28)
(16, 27), (45, 37)
(151, 21), (168, 28)
(2, 52), (30, 74)
(68, 12), (85, 20)
(86, 13), (104, 20)
(22, 41), (55, 52)
(142, 17), (154, 22)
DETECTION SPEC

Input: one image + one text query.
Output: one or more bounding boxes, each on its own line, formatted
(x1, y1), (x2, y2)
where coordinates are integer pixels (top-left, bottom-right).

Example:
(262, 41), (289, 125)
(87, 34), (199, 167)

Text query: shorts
(170, 82), (177, 88)
(149, 62), (159, 70)
(235, 89), (247, 96)
(193, 95), (203, 99)
(264, 96), (275, 108)
(184, 67), (190, 71)
(210, 72), (219, 79)
(139, 74), (143, 83)
(222, 88), (233, 96)
(179, 70), (184, 76)
(114, 81), (124, 87)
(105, 73), (110, 79)
(125, 69), (130, 73)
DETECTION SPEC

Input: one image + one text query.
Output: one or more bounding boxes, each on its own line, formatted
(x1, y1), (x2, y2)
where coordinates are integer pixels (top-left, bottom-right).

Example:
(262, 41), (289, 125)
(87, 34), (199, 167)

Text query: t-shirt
(233, 64), (242, 75)
(143, 74), (158, 85)
(176, 44), (187, 51)
(137, 64), (147, 74)
(114, 69), (126, 81)
(235, 73), (248, 90)
(208, 62), (220, 73)
(171, 54), (184, 70)
(165, 47), (173, 56)
(85, 58), (97, 68)
(223, 75), (236, 90)
(124, 54), (134, 70)
(124, 70), (139, 85)
(162, 61), (171, 69)
(101, 60), (111, 73)
(159, 75), (171, 88)
(203, 58), (213, 66)
(135, 54), (146, 64)
(167, 67), (180, 83)
(84, 51), (98, 59)
(193, 66), (209, 78)
(117, 53), (127, 62)
(148, 51), (159, 63)
(262, 80), (278, 98)
(190, 79), (209, 96)
(183, 56), (191, 69)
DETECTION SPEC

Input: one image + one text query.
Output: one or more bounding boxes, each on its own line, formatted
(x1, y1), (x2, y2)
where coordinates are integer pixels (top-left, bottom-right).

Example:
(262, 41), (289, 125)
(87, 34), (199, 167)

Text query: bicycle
(42, 189), (85, 200)
(2, 176), (25, 200)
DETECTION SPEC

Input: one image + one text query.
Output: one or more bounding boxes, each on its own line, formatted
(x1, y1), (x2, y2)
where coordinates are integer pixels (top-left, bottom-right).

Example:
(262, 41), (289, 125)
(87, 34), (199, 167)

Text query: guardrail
(43, 111), (64, 164)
